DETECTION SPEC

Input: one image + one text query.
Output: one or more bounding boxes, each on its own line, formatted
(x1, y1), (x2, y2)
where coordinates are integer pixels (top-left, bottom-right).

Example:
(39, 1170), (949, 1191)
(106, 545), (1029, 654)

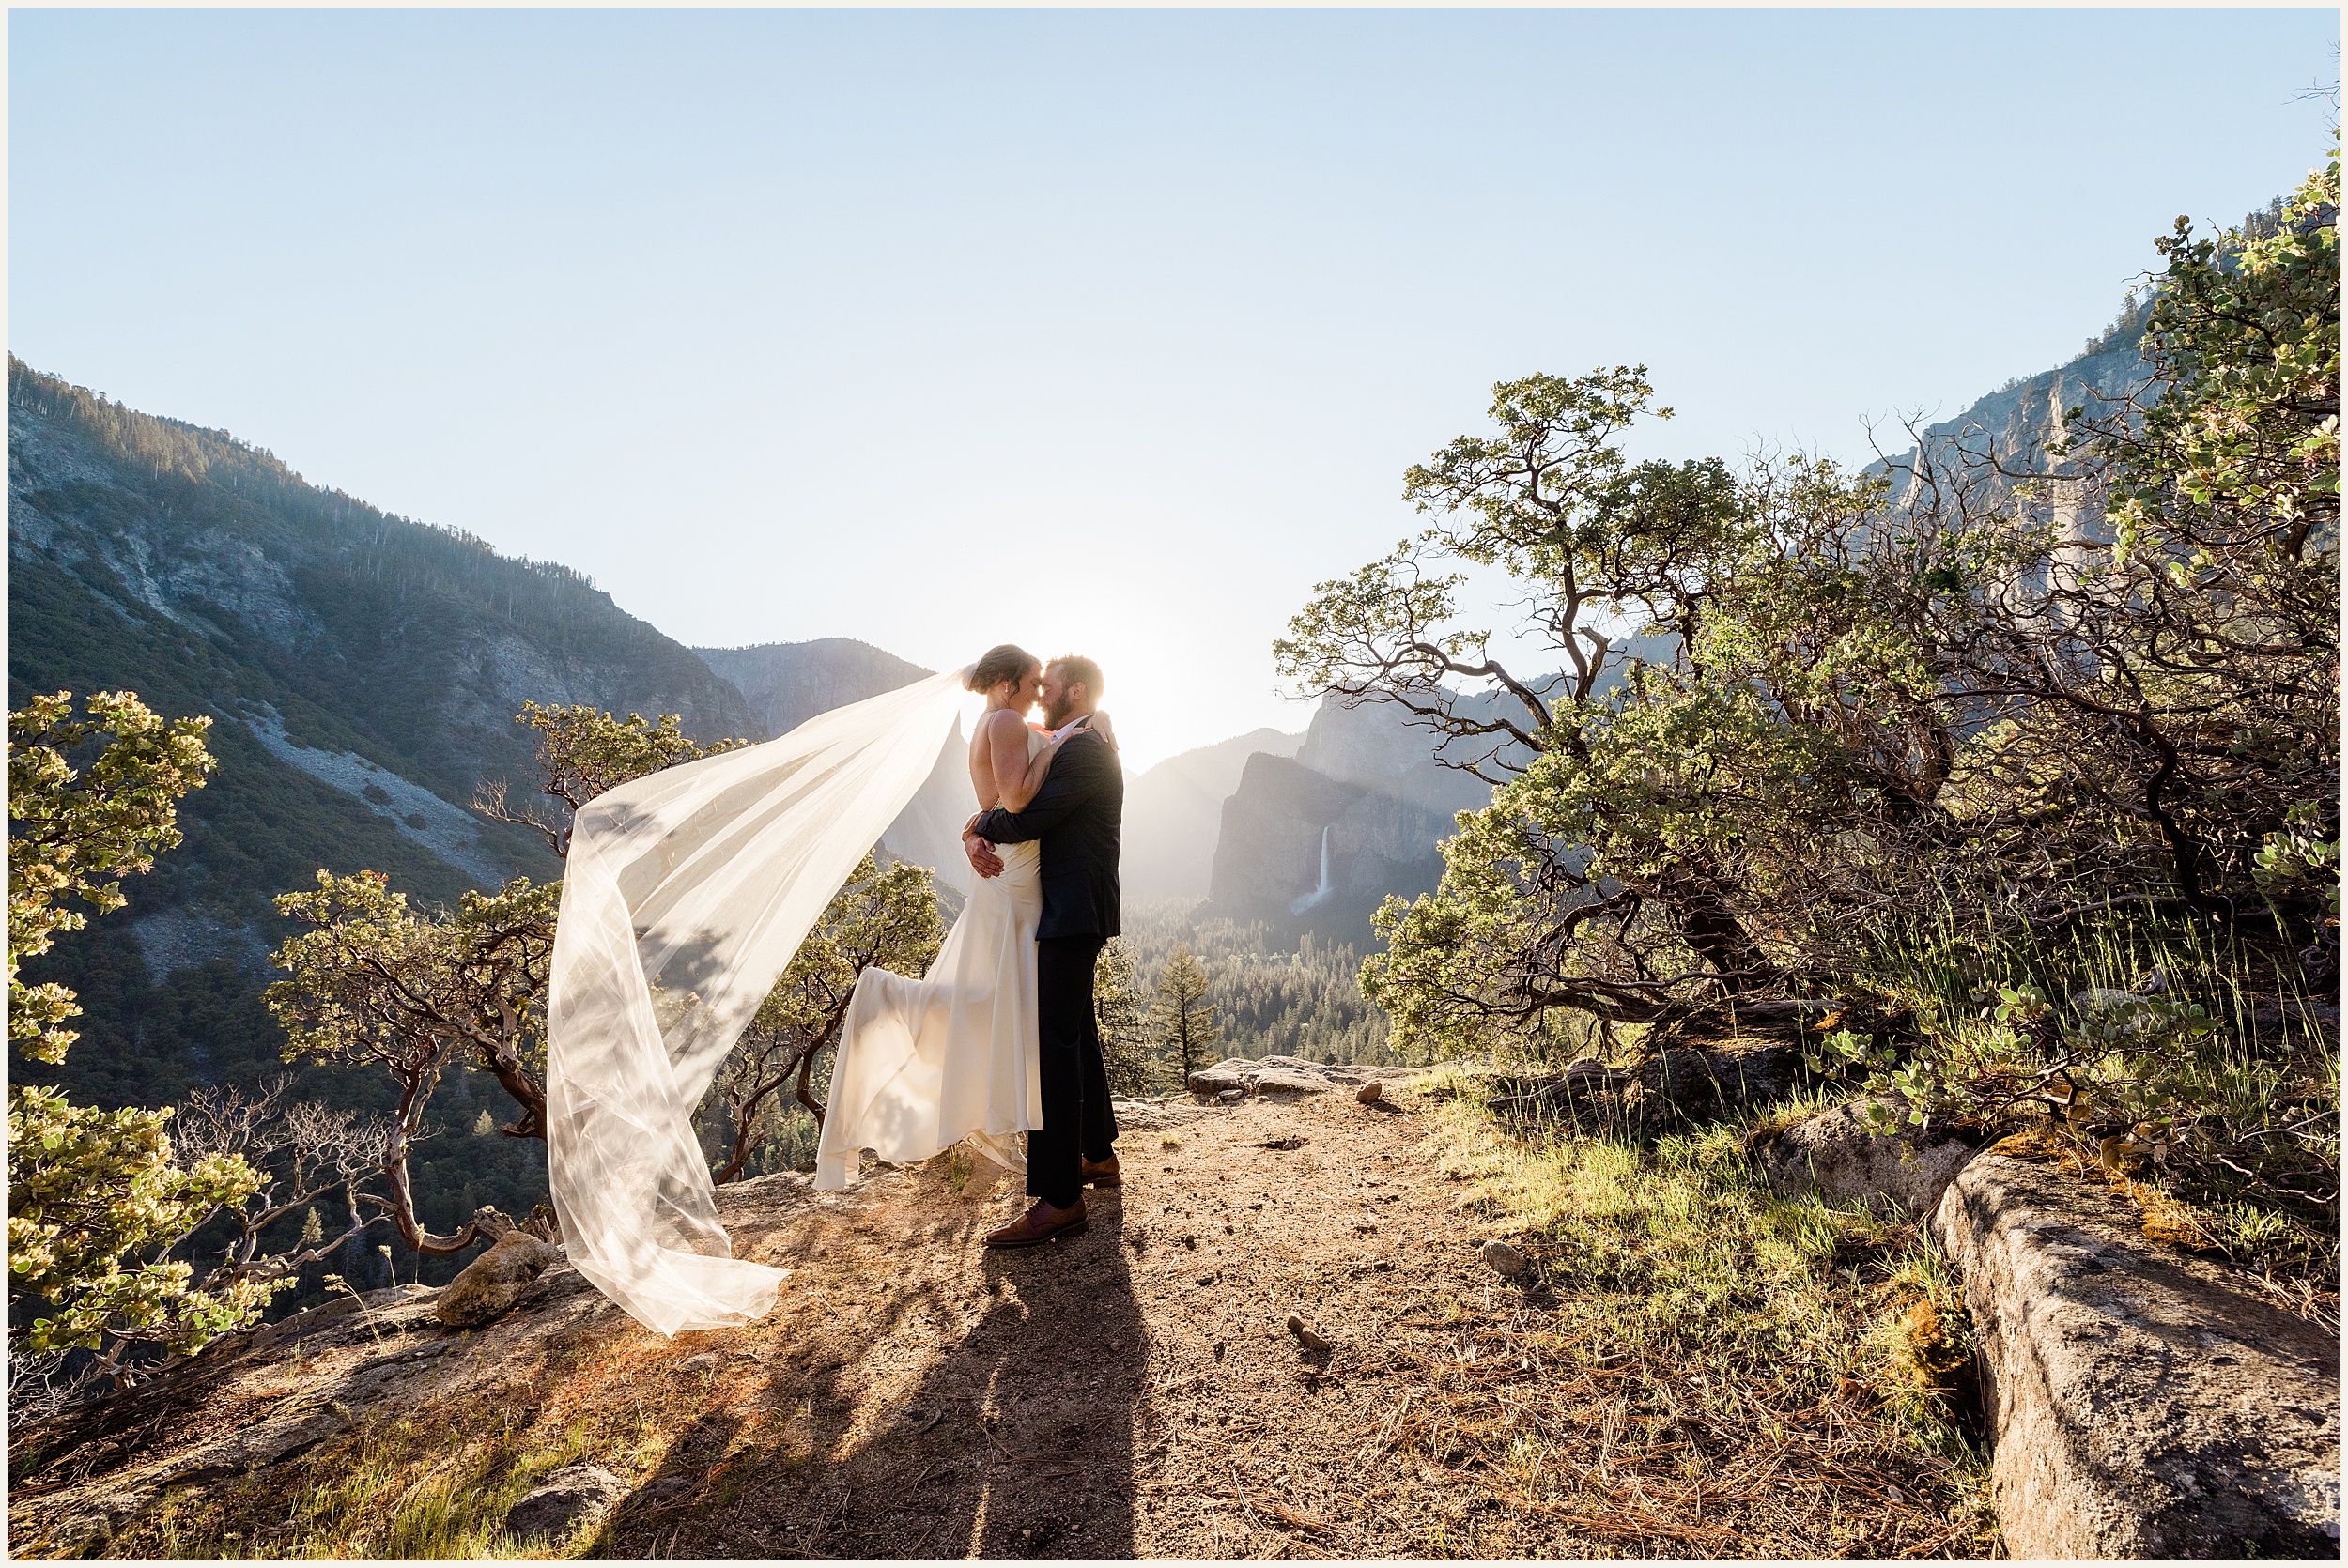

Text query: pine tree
(1094, 938), (1163, 1094)
(1151, 945), (1219, 1085)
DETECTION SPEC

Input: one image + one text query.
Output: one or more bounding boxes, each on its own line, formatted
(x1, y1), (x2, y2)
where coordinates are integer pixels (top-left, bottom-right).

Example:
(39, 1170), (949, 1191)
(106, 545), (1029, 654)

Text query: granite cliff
(1122, 727), (1305, 900)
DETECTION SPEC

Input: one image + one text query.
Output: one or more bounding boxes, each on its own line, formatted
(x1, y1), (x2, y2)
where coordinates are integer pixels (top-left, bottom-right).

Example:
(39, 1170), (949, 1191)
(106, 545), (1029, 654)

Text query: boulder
(1757, 1098), (1979, 1216)
(1486, 1057), (1632, 1116)
(1486, 1044), (1803, 1122)
(1249, 1054), (1419, 1085)
(437, 1230), (563, 1329)
(1934, 1154), (2340, 1558)
(1192, 1056), (1429, 1099)
(504, 1464), (630, 1543)
(2252, 996), (2341, 1042)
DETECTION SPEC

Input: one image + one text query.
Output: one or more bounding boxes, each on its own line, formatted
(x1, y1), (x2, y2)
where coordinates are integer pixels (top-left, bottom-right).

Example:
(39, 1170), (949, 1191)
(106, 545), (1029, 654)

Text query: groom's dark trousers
(968, 726), (1123, 1212)
(1034, 935), (1115, 1208)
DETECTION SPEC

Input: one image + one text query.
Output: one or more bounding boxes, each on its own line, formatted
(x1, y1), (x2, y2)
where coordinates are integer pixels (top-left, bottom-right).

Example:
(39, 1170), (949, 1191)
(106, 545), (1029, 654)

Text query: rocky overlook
(7, 1067), (1994, 1560)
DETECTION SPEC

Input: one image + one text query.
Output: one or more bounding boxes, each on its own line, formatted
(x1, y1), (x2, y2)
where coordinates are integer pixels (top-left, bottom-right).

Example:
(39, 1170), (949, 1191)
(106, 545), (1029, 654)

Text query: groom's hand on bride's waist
(962, 815), (1005, 880)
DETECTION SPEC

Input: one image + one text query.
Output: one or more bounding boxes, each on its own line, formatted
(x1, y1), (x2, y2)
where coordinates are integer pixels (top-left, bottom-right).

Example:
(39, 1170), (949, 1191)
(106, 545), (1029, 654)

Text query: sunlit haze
(8, 9), (2335, 769)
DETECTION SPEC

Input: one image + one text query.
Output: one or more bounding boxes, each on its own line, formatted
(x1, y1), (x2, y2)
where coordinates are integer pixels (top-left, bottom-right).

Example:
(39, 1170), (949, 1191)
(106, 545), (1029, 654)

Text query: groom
(963, 653), (1123, 1248)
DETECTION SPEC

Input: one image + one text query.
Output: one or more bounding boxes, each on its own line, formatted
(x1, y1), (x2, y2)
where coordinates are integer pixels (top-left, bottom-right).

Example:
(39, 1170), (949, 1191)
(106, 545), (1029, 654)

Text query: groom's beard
(1043, 697), (1074, 729)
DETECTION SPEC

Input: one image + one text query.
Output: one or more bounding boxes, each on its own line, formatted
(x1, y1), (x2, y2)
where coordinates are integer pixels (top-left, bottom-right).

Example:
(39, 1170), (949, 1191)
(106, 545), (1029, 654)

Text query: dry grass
(112, 1330), (648, 1560)
(1377, 1079), (2000, 1557)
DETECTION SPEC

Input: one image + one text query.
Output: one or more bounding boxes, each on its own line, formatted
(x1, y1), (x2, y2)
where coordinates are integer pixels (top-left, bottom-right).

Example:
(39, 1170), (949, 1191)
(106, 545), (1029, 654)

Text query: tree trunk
(795, 1043), (827, 1130)
(377, 1088), (502, 1255)
(1661, 869), (1772, 991)
(480, 1018), (548, 1140)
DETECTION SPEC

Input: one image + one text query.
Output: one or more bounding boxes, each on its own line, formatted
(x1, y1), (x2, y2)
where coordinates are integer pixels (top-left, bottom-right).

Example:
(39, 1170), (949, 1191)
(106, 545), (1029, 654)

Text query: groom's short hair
(1048, 654), (1104, 699)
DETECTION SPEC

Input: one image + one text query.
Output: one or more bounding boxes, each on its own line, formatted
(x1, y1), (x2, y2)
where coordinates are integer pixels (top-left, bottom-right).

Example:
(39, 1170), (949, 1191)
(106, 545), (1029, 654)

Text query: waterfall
(1288, 824), (1336, 915)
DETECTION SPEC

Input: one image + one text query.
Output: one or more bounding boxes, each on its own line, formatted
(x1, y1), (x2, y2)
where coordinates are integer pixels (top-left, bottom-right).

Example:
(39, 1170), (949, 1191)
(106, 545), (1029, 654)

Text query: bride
(812, 643), (1099, 1189)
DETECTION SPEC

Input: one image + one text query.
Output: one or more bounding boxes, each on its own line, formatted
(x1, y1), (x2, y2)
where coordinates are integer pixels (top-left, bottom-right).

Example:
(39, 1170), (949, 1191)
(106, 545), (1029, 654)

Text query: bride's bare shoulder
(972, 707), (1027, 747)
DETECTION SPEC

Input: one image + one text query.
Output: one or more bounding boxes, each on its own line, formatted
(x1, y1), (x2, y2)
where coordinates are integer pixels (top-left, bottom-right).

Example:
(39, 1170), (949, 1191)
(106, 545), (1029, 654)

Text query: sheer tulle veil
(545, 668), (972, 1336)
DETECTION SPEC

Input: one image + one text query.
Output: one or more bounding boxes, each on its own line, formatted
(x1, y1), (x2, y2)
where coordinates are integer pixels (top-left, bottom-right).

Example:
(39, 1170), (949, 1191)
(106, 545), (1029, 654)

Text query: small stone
(679, 1353), (718, 1372)
(1217, 1088), (1244, 1102)
(638, 1475), (698, 1506)
(1479, 1239), (1528, 1278)
(1286, 1314), (1331, 1353)
(1356, 1081), (1383, 1104)
(503, 1464), (628, 1542)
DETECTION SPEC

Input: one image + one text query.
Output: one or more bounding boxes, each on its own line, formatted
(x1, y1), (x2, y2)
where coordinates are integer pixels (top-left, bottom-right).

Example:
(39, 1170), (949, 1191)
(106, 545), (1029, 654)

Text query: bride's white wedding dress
(814, 726), (1045, 1189)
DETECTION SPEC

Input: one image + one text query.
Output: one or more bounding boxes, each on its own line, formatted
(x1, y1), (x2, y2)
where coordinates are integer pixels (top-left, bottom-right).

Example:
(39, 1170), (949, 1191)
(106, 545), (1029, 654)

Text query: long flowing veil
(546, 668), (970, 1336)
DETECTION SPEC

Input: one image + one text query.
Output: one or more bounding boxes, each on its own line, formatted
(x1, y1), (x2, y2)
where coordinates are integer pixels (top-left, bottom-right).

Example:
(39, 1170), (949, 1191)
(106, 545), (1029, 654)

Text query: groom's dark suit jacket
(969, 727), (1121, 941)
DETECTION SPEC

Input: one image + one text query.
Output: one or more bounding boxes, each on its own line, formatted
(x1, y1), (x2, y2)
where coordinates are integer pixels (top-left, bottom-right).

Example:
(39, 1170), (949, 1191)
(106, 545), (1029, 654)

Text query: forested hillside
(7, 359), (764, 1270)
(1121, 899), (1393, 1066)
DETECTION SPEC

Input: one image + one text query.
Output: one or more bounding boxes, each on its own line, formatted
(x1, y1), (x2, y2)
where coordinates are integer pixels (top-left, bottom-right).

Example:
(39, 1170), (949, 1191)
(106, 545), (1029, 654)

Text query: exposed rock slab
(162, 1407), (355, 1483)
(1188, 1056), (1429, 1099)
(1934, 1154), (2340, 1558)
(1108, 1095), (1211, 1133)
(5, 1281), (478, 1558)
(1250, 1068), (1336, 1096)
(504, 1463), (629, 1543)
(1757, 1098), (1979, 1217)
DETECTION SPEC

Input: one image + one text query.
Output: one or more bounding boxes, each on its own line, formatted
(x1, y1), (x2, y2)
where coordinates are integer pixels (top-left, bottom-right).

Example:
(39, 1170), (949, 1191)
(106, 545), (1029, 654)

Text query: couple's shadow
(655, 1170), (1152, 1560)
(936, 1190), (1150, 1558)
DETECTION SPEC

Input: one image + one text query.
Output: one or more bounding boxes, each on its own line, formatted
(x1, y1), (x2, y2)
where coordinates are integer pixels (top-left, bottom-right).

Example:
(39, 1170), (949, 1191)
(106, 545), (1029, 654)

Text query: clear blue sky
(10, 8), (2337, 769)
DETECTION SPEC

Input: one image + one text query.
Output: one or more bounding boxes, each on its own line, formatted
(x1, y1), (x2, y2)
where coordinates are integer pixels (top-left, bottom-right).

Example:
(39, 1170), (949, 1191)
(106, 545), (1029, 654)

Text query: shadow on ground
(595, 1172), (1148, 1560)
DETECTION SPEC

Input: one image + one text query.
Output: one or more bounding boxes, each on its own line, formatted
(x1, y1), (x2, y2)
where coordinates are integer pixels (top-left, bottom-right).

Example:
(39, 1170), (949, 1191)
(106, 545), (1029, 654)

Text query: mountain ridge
(7, 356), (768, 1253)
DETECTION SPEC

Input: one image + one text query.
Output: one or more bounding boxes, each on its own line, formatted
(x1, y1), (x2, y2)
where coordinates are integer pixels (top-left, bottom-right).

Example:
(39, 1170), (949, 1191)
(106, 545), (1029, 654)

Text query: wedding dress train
(545, 669), (972, 1338)
(815, 728), (1044, 1188)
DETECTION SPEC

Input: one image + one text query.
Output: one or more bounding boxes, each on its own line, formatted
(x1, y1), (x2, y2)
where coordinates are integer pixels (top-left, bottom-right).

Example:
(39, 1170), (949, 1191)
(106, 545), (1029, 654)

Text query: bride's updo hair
(965, 643), (1041, 696)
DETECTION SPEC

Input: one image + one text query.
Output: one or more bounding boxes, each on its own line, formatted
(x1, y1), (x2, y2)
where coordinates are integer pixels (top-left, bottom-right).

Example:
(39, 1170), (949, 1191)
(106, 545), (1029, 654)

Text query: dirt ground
(579, 1085), (1971, 1560)
(593, 1088), (1452, 1559)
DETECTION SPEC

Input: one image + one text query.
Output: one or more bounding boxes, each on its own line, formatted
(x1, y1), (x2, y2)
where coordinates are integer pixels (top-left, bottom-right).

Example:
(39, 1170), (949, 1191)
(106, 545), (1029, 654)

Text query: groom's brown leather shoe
(1081, 1154), (1121, 1188)
(984, 1197), (1088, 1249)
